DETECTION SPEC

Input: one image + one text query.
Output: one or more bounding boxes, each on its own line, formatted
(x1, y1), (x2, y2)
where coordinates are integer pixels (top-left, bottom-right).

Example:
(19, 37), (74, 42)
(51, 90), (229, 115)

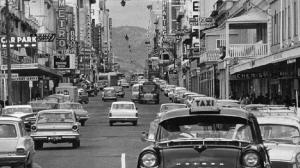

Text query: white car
(109, 101), (138, 126)
(163, 85), (176, 96)
(157, 103), (187, 118)
(2, 105), (36, 129)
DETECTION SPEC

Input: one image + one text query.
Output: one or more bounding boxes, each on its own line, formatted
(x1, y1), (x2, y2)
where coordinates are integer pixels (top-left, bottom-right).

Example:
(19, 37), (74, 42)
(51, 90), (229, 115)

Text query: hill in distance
(112, 26), (150, 74)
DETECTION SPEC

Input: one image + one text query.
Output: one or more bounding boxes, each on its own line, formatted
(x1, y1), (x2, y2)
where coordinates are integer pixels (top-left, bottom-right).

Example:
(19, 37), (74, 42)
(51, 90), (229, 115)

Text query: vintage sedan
(157, 103), (187, 118)
(258, 116), (300, 168)
(113, 86), (125, 98)
(0, 116), (35, 168)
(138, 102), (271, 168)
(217, 99), (241, 108)
(30, 109), (80, 149)
(58, 102), (89, 126)
(109, 101), (138, 126)
(102, 87), (117, 101)
(2, 105), (35, 130)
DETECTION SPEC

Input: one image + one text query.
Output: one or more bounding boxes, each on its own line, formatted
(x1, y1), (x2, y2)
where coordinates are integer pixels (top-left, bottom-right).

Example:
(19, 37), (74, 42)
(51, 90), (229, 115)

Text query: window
(80, 0), (84, 8)
(216, 39), (225, 49)
(282, 10), (285, 41)
(0, 124), (17, 138)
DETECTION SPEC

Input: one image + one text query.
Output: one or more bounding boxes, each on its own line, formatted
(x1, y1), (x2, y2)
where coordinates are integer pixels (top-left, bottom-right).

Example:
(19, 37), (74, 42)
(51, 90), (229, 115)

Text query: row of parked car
(143, 78), (300, 168)
(0, 93), (90, 168)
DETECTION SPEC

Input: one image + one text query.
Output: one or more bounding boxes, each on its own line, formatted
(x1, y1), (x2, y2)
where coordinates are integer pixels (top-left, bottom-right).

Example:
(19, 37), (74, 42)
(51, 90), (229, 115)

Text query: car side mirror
(141, 131), (155, 142)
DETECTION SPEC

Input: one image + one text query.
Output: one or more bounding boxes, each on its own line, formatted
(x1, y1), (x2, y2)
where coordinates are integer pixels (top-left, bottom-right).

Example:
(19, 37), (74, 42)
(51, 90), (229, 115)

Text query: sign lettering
(56, 0), (67, 50)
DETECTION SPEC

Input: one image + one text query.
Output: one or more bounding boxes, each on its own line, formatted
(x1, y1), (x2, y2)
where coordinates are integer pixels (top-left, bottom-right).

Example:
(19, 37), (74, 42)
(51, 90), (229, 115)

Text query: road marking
(121, 153), (126, 168)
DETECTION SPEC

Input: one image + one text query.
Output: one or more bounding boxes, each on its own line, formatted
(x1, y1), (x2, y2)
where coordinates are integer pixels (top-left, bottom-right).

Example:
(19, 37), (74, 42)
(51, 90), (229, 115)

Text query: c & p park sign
(0, 36), (37, 48)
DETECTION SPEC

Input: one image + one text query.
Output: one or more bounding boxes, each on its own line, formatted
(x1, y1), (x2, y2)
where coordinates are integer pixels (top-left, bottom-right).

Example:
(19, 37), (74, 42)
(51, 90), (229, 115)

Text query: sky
(106, 0), (151, 28)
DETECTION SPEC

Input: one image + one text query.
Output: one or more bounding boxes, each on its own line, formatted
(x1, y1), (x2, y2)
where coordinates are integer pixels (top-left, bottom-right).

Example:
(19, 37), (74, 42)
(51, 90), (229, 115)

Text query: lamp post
(5, 0), (12, 105)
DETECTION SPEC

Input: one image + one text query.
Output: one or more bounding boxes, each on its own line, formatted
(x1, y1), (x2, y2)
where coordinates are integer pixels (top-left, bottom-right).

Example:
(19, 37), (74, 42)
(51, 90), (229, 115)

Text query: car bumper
(109, 117), (138, 122)
(0, 154), (27, 166)
(31, 132), (80, 143)
(102, 97), (117, 100)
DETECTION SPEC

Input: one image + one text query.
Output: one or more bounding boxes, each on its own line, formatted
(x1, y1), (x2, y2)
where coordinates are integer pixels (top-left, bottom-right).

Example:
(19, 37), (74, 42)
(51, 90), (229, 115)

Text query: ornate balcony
(229, 43), (268, 58)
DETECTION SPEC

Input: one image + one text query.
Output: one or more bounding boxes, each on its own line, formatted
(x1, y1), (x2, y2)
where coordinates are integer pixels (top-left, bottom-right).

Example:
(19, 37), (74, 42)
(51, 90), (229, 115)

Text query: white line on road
(121, 153), (126, 168)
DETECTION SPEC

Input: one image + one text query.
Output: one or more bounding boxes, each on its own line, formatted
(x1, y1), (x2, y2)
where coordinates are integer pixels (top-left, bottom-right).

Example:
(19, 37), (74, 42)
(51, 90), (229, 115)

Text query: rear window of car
(112, 104), (134, 110)
(37, 112), (74, 123)
(0, 124), (17, 138)
(161, 105), (186, 112)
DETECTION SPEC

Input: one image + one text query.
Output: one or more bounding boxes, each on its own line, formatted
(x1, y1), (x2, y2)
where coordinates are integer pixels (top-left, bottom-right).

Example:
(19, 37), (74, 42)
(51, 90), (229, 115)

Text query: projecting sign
(0, 36), (37, 48)
(32, 33), (56, 42)
(0, 73), (18, 78)
(56, 0), (67, 50)
(53, 54), (75, 69)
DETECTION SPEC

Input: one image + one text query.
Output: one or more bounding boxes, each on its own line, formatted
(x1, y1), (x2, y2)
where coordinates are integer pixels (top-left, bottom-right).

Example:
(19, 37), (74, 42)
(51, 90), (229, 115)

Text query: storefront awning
(1, 63), (63, 78)
(227, 10), (268, 24)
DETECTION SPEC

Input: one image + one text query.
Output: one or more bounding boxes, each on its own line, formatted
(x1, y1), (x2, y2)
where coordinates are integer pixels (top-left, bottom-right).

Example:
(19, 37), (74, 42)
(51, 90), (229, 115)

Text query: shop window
(216, 39), (225, 49)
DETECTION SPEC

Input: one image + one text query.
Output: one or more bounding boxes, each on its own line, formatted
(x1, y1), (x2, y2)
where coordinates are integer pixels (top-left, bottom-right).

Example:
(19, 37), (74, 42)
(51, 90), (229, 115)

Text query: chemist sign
(0, 36), (37, 48)
(53, 54), (75, 69)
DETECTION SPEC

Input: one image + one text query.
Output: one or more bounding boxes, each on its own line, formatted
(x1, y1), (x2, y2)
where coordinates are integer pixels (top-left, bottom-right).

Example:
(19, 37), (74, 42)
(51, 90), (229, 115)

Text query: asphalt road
(34, 87), (168, 168)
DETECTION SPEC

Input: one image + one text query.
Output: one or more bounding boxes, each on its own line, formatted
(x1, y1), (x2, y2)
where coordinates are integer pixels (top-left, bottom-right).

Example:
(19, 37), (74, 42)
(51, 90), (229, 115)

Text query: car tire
(72, 140), (80, 149)
(109, 121), (113, 126)
(26, 160), (33, 168)
(34, 141), (43, 150)
(80, 121), (85, 126)
(133, 121), (137, 126)
(121, 95), (124, 98)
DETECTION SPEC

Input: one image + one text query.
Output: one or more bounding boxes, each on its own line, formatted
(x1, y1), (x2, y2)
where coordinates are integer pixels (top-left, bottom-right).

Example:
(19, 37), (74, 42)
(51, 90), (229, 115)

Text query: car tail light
(31, 125), (37, 132)
(72, 125), (78, 131)
(242, 151), (260, 167)
(136, 113), (138, 117)
(16, 148), (26, 155)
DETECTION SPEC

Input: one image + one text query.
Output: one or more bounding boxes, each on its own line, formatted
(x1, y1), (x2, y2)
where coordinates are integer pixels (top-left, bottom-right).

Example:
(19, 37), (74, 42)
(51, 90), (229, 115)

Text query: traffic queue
(0, 82), (91, 168)
(136, 77), (300, 168)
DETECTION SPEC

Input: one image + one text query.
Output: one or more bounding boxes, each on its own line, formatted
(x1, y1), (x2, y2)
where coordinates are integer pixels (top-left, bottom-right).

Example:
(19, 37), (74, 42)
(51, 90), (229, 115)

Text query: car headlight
(243, 152), (260, 167)
(140, 152), (158, 167)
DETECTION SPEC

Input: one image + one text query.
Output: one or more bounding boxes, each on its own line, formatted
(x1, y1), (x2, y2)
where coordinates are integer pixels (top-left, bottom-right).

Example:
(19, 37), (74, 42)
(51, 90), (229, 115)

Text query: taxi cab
(245, 105), (300, 168)
(138, 97), (271, 168)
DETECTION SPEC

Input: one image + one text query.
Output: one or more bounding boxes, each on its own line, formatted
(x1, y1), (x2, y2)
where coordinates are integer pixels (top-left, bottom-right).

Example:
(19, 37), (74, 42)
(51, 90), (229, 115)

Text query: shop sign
(53, 54), (75, 69)
(12, 76), (38, 81)
(287, 58), (296, 64)
(232, 72), (270, 79)
(56, 0), (67, 50)
(33, 33), (56, 42)
(0, 73), (18, 79)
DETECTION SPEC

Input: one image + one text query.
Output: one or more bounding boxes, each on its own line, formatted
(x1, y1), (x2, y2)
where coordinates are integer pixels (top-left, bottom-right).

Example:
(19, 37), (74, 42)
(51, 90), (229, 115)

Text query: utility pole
(5, 0), (12, 105)
(77, 0), (81, 77)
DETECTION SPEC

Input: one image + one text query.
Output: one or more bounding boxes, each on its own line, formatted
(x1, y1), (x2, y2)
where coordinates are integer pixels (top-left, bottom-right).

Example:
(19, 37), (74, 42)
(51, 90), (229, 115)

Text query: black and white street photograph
(0, 0), (300, 168)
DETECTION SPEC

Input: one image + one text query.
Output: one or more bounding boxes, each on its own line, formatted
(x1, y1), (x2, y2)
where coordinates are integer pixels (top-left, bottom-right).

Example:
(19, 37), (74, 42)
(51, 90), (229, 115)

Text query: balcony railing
(229, 43), (268, 58)
(199, 50), (220, 64)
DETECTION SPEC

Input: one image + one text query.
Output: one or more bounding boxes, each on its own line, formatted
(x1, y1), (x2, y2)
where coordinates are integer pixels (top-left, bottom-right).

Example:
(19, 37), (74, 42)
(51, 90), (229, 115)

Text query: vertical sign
(192, 0), (199, 53)
(69, 27), (76, 53)
(109, 18), (112, 39)
(162, 0), (167, 36)
(57, 0), (67, 50)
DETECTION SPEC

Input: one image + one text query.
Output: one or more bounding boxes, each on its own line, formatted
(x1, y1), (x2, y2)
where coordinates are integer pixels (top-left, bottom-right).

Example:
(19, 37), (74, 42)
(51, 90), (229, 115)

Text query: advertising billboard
(53, 54), (75, 69)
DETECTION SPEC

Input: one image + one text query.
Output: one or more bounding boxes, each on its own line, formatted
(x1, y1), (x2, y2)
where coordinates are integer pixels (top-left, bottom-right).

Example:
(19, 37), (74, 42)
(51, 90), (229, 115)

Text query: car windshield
(159, 116), (253, 143)
(0, 124), (17, 138)
(3, 107), (33, 114)
(112, 104), (134, 110)
(104, 89), (116, 94)
(141, 85), (156, 93)
(37, 112), (74, 123)
(161, 105), (186, 112)
(30, 102), (50, 109)
(260, 124), (300, 145)
(59, 104), (83, 109)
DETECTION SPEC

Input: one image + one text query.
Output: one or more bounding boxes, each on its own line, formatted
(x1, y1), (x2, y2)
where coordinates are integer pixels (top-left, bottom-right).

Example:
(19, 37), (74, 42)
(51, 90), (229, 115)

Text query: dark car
(138, 106), (271, 168)
(78, 88), (89, 104)
(113, 86), (125, 98)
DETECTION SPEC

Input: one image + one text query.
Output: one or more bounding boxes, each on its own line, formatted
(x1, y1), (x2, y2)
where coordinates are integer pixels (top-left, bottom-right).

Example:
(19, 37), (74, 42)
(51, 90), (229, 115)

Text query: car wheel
(34, 141), (43, 150)
(121, 95), (124, 98)
(26, 160), (33, 168)
(109, 121), (113, 126)
(133, 121), (137, 126)
(72, 140), (80, 149)
(80, 121), (85, 126)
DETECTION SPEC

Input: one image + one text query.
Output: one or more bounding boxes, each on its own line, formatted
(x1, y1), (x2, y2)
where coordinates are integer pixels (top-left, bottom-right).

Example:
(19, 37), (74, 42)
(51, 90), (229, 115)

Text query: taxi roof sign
(189, 96), (219, 114)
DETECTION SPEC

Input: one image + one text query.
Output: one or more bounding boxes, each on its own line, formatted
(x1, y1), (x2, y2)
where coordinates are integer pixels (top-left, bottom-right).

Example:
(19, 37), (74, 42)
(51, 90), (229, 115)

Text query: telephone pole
(5, 0), (12, 105)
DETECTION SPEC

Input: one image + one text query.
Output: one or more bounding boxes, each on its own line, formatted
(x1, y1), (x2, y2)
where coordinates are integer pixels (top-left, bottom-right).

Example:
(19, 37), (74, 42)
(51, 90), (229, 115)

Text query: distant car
(172, 88), (187, 103)
(30, 110), (80, 149)
(217, 99), (241, 108)
(163, 85), (176, 96)
(44, 94), (70, 103)
(170, 87), (186, 102)
(102, 87), (117, 101)
(0, 116), (35, 168)
(109, 101), (138, 126)
(28, 100), (52, 113)
(157, 103), (187, 118)
(97, 80), (108, 90)
(118, 79), (130, 88)
(2, 105), (36, 130)
(113, 86), (125, 98)
(78, 88), (89, 104)
(131, 84), (141, 102)
(58, 102), (89, 126)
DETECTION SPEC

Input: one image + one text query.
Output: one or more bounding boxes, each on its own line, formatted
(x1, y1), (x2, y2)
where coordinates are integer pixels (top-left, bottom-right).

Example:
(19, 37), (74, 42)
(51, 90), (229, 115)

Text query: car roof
(160, 107), (252, 123)
(189, 94), (206, 97)
(112, 101), (135, 105)
(161, 103), (186, 107)
(257, 116), (300, 127)
(59, 102), (81, 105)
(217, 99), (240, 103)
(0, 116), (22, 122)
(104, 87), (115, 90)
(38, 109), (74, 114)
(4, 105), (32, 109)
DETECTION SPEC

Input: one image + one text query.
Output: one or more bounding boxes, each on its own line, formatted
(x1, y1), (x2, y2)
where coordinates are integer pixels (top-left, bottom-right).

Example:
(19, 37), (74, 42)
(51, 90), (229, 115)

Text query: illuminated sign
(56, 0), (67, 50)
(190, 97), (216, 108)
(33, 33), (56, 42)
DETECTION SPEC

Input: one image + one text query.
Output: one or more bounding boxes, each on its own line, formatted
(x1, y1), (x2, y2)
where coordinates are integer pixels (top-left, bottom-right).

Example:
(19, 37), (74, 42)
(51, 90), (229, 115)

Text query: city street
(34, 88), (166, 168)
